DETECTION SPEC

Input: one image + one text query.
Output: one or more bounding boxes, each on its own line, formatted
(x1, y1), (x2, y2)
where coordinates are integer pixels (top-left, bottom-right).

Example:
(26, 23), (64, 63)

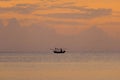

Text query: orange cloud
(0, 0), (119, 37)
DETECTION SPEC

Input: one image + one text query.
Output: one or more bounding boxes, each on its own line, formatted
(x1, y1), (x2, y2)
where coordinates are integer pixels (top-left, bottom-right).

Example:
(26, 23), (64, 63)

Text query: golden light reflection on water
(0, 62), (120, 80)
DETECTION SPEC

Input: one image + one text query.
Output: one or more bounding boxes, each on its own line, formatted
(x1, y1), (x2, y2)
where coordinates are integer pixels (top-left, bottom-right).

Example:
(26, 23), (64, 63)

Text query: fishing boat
(51, 48), (66, 54)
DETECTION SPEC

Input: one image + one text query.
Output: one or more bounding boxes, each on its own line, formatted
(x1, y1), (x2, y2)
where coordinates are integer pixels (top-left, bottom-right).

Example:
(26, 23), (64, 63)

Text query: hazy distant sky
(0, 0), (120, 52)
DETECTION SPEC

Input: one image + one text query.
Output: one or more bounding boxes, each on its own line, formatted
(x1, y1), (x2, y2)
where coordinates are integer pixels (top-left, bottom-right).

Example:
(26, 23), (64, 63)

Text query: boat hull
(53, 51), (66, 54)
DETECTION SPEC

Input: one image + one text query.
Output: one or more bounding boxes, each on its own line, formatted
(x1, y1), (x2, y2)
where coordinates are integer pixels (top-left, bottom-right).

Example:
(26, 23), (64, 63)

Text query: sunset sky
(0, 0), (120, 52)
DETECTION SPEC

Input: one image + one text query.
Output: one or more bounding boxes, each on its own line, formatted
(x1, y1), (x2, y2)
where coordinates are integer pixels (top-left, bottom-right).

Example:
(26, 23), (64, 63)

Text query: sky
(0, 0), (120, 52)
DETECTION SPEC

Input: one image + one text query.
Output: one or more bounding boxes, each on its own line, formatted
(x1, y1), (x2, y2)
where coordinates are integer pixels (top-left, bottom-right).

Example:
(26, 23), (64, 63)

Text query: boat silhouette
(51, 48), (66, 54)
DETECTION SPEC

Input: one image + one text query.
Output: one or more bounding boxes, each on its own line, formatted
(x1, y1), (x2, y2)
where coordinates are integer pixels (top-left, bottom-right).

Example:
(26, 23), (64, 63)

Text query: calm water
(0, 52), (120, 62)
(0, 53), (120, 80)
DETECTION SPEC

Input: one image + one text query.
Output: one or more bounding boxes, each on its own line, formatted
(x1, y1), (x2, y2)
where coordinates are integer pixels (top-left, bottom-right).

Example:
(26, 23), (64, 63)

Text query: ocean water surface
(0, 52), (120, 80)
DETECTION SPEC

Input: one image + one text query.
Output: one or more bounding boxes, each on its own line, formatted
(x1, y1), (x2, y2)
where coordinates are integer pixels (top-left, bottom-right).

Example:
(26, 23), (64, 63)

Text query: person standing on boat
(60, 48), (62, 52)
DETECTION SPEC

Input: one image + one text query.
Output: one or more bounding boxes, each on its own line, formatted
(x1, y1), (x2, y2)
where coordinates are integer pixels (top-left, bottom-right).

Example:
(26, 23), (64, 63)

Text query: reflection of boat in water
(51, 48), (66, 54)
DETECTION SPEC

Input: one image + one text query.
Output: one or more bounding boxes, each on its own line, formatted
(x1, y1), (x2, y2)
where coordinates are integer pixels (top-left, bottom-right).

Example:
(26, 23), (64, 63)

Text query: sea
(0, 52), (120, 80)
